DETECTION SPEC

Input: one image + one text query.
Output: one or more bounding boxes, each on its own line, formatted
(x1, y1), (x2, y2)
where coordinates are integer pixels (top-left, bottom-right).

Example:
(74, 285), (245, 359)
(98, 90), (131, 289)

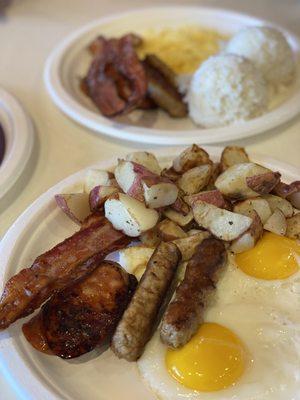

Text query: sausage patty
(160, 238), (227, 348)
(111, 242), (180, 361)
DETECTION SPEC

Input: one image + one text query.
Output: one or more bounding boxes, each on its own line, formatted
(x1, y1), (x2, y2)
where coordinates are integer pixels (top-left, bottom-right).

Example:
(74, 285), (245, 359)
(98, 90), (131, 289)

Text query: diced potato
(185, 189), (230, 210)
(286, 213), (300, 239)
(119, 246), (155, 280)
(246, 171), (281, 195)
(125, 151), (161, 174)
(142, 179), (178, 209)
(84, 169), (112, 193)
(173, 231), (211, 261)
(171, 195), (190, 216)
(205, 162), (222, 190)
(177, 164), (212, 195)
(288, 191), (300, 210)
(173, 144), (211, 173)
(192, 201), (252, 241)
(114, 160), (139, 195)
(163, 208), (194, 227)
(215, 163), (271, 199)
(273, 180), (300, 198)
(104, 193), (159, 237)
(55, 193), (90, 224)
(161, 167), (180, 182)
(233, 197), (272, 224)
(187, 229), (202, 236)
(157, 219), (187, 241)
(231, 211), (263, 253)
(139, 227), (161, 247)
(262, 194), (293, 218)
(220, 146), (249, 171)
(89, 185), (119, 211)
(264, 208), (287, 236)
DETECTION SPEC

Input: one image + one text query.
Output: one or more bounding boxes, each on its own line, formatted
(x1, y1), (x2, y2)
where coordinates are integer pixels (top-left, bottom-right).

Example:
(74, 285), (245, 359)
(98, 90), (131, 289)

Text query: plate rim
(0, 88), (34, 200)
(0, 146), (299, 400)
(44, 5), (300, 145)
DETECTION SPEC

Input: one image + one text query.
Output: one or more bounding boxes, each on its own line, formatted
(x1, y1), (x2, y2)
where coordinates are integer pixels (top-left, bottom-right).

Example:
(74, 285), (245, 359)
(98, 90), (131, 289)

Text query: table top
(0, 0), (299, 398)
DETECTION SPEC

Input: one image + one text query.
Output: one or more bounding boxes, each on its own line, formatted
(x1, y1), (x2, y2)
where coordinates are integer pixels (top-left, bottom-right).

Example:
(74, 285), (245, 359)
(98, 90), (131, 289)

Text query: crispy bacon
(0, 215), (130, 330)
(85, 34), (147, 116)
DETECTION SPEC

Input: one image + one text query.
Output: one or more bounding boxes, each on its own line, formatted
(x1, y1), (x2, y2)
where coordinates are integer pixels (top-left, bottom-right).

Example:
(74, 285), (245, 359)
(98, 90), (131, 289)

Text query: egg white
(137, 255), (300, 400)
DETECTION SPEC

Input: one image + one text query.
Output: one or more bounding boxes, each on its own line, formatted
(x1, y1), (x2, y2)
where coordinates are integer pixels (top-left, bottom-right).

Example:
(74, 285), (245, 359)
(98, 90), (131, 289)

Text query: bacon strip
(0, 215), (130, 330)
(85, 34), (147, 117)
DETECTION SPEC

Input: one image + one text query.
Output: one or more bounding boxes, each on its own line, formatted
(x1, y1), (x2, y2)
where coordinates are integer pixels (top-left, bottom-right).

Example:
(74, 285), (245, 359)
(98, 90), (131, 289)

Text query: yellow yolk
(166, 323), (247, 392)
(236, 232), (300, 280)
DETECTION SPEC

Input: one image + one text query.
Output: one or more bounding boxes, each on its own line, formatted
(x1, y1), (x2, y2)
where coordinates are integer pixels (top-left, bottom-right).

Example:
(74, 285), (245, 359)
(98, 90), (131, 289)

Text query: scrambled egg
(137, 26), (228, 74)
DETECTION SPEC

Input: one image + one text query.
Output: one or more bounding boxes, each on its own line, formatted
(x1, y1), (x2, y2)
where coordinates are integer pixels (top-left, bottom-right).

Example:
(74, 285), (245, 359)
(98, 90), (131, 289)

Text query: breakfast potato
(163, 208), (194, 227)
(104, 193), (159, 237)
(157, 219), (187, 241)
(205, 162), (222, 190)
(273, 180), (300, 199)
(89, 185), (119, 211)
(55, 193), (90, 225)
(119, 245), (155, 280)
(173, 231), (211, 261)
(142, 179), (178, 209)
(231, 211), (263, 253)
(220, 146), (250, 171)
(264, 208), (287, 236)
(171, 195), (190, 216)
(192, 200), (253, 241)
(84, 169), (113, 193)
(139, 227), (161, 247)
(287, 189), (300, 210)
(233, 197), (272, 224)
(114, 160), (141, 196)
(172, 144), (211, 173)
(125, 151), (161, 174)
(285, 213), (300, 240)
(161, 167), (180, 182)
(177, 164), (212, 195)
(246, 171), (281, 195)
(185, 189), (230, 209)
(262, 194), (293, 218)
(215, 163), (272, 199)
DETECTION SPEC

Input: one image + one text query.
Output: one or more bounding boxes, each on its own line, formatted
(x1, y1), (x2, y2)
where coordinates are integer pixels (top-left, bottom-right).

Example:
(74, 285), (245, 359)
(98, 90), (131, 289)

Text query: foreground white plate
(44, 6), (300, 145)
(0, 88), (34, 200)
(0, 147), (299, 400)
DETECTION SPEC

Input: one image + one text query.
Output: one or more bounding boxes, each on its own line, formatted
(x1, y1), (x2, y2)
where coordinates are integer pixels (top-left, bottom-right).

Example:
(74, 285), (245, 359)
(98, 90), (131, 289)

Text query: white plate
(44, 6), (300, 145)
(0, 146), (299, 400)
(0, 88), (34, 200)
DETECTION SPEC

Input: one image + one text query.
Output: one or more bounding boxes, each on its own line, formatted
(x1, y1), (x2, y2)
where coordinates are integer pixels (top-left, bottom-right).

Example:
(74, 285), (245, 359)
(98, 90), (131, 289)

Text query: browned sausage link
(111, 242), (180, 361)
(160, 238), (227, 348)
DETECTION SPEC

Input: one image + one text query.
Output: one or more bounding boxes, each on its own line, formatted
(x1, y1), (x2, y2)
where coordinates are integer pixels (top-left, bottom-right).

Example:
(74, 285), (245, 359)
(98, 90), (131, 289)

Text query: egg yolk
(166, 323), (247, 392)
(236, 232), (300, 280)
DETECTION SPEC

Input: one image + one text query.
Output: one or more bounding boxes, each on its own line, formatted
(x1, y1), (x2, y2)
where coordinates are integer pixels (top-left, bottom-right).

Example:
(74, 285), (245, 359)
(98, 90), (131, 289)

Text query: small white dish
(0, 146), (299, 400)
(0, 88), (34, 200)
(44, 6), (300, 145)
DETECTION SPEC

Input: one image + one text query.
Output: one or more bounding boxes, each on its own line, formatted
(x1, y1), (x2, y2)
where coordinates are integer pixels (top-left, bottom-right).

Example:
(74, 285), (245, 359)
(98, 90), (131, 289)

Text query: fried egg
(137, 233), (300, 399)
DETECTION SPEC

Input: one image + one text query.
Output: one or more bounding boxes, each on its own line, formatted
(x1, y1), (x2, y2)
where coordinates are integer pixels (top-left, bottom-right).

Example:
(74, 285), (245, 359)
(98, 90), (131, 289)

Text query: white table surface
(0, 0), (299, 398)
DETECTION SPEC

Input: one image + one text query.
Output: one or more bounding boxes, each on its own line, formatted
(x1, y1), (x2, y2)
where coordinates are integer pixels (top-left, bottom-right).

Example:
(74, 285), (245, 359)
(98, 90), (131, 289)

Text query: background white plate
(0, 88), (34, 200)
(0, 146), (299, 400)
(44, 6), (300, 145)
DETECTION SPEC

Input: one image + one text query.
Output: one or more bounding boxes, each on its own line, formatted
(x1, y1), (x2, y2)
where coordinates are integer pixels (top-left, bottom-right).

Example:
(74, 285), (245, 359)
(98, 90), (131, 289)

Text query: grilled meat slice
(143, 56), (187, 118)
(85, 34), (147, 116)
(111, 242), (180, 361)
(160, 238), (227, 348)
(0, 215), (130, 330)
(40, 261), (137, 359)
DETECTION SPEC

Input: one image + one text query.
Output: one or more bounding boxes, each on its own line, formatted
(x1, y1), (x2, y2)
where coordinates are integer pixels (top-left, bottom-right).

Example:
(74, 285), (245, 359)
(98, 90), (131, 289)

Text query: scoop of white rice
(226, 26), (295, 85)
(188, 54), (268, 128)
